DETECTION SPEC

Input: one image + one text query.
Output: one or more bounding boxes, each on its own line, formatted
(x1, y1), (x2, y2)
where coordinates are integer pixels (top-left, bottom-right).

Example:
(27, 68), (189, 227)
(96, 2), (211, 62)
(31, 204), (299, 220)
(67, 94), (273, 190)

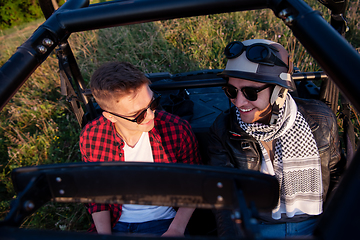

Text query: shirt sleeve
(85, 203), (122, 231)
(79, 127), (92, 162)
(86, 202), (111, 214)
(79, 121), (122, 229)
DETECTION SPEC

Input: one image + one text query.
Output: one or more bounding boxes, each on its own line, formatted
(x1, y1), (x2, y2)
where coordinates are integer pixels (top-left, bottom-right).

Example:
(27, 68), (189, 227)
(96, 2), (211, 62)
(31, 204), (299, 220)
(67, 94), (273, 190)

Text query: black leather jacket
(207, 98), (345, 234)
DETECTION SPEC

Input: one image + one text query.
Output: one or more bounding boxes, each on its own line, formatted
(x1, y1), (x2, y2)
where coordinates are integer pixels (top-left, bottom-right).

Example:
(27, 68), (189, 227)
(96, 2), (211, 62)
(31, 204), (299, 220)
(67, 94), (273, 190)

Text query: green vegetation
(0, 0), (359, 232)
(0, 0), (43, 29)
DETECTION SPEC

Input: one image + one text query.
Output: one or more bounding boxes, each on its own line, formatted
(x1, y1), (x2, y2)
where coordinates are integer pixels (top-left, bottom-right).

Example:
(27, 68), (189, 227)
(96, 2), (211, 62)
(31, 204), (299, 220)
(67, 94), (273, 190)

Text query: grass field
(0, 0), (359, 232)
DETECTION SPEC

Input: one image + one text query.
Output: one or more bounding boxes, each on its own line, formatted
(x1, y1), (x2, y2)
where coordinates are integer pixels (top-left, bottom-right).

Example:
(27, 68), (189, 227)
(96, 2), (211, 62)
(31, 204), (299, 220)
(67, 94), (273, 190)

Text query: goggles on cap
(224, 41), (288, 68)
(222, 84), (271, 101)
(107, 93), (161, 124)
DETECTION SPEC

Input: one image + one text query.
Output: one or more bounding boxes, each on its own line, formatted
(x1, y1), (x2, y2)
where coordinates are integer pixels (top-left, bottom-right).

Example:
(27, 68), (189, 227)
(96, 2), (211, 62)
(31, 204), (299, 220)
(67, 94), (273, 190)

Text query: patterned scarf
(236, 94), (323, 219)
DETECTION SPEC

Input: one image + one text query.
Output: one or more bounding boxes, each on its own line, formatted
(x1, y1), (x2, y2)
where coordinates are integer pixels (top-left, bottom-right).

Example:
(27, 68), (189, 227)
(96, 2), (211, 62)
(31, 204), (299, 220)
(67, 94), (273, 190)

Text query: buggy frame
(1, 0), (360, 239)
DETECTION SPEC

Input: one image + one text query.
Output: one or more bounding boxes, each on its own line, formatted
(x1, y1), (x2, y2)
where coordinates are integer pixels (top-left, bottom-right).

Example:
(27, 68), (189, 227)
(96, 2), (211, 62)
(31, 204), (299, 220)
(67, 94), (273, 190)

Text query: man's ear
(102, 111), (117, 123)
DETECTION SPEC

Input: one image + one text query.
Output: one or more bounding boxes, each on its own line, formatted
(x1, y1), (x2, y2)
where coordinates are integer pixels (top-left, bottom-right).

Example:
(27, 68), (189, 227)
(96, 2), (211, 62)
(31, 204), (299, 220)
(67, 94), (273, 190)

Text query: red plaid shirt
(79, 110), (201, 232)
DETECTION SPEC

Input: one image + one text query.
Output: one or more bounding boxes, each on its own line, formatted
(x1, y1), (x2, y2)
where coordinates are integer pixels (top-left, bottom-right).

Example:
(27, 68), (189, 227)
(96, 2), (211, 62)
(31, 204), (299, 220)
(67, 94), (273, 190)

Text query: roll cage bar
(1, 0), (360, 239)
(1, 0), (360, 112)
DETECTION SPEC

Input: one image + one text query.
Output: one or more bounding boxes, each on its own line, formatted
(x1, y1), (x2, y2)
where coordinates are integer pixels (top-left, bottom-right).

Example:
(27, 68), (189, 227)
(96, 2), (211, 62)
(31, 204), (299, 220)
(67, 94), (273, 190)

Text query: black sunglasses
(222, 84), (271, 101)
(107, 93), (161, 124)
(224, 41), (288, 68)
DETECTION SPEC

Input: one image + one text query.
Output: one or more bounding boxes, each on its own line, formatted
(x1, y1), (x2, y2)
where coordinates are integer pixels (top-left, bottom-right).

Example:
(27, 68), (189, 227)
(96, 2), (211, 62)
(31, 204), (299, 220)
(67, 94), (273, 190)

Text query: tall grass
(0, 0), (359, 231)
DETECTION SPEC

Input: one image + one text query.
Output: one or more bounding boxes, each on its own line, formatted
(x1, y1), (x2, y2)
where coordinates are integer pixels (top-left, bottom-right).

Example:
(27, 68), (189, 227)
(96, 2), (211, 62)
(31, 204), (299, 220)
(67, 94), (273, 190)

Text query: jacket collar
(229, 107), (256, 141)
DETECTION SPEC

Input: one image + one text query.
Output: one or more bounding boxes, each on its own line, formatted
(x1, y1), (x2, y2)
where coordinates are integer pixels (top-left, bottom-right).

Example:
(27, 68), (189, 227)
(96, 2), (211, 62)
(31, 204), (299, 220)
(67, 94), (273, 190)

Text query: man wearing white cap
(208, 39), (344, 238)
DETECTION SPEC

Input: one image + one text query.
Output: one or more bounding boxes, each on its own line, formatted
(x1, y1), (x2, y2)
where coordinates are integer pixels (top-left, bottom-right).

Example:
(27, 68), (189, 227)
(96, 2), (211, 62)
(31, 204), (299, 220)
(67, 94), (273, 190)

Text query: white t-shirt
(119, 132), (176, 223)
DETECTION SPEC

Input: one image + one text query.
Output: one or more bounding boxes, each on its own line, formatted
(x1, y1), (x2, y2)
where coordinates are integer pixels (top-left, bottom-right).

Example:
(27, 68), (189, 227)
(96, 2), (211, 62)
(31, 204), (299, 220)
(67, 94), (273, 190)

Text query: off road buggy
(1, 0), (360, 239)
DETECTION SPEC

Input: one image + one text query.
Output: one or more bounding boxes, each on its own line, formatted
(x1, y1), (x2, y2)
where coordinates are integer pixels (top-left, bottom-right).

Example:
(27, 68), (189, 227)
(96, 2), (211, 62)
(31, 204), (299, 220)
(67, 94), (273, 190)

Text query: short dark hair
(90, 62), (151, 110)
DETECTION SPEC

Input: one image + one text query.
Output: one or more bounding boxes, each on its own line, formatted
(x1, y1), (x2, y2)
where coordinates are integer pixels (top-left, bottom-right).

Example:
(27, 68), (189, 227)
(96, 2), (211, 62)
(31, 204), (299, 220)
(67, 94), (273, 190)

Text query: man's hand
(92, 210), (112, 234)
(161, 207), (195, 237)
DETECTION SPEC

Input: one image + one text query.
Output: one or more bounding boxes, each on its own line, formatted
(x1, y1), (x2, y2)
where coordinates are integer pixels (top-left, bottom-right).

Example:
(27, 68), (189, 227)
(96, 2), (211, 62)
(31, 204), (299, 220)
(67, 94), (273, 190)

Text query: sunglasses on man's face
(107, 93), (161, 124)
(222, 84), (271, 101)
